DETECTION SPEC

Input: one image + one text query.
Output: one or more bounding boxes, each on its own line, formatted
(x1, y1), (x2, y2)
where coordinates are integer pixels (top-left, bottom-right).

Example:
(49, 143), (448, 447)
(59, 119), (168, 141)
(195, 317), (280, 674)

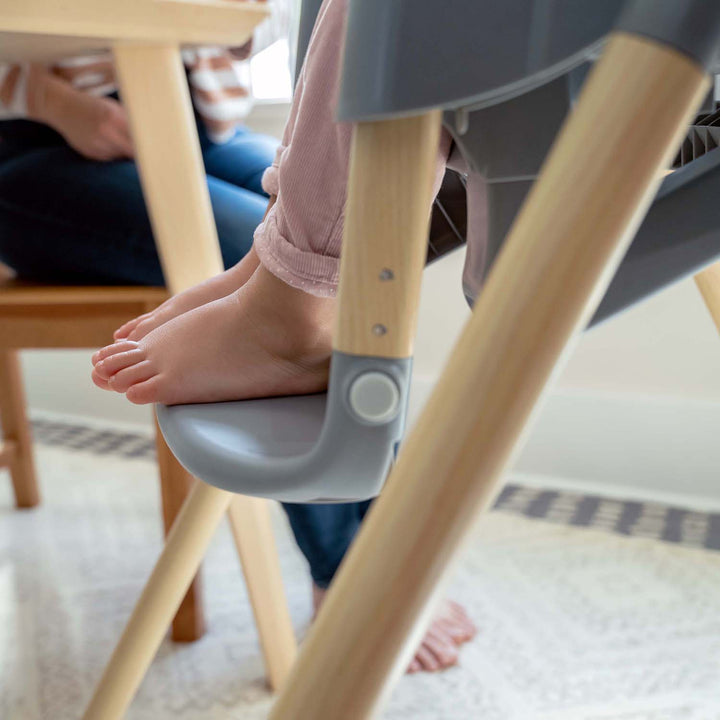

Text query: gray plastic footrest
(156, 352), (412, 503)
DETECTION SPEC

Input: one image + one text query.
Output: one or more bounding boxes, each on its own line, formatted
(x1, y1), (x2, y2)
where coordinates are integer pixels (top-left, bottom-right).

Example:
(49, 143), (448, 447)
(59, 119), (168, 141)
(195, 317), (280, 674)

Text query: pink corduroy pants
(254, 0), (451, 297)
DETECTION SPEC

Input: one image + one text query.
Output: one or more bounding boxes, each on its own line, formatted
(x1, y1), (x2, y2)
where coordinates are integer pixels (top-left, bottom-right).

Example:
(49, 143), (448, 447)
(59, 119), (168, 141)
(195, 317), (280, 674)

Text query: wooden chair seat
(0, 278), (168, 348)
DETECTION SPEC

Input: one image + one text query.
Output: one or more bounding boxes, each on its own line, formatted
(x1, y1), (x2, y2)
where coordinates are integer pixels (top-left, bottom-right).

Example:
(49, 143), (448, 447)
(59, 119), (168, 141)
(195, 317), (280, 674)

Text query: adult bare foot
(92, 264), (335, 405)
(312, 586), (477, 674)
(111, 246), (261, 343)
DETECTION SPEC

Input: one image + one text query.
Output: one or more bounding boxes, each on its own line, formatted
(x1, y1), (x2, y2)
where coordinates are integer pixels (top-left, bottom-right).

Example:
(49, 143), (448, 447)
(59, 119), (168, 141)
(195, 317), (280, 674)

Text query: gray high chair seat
(158, 0), (720, 503)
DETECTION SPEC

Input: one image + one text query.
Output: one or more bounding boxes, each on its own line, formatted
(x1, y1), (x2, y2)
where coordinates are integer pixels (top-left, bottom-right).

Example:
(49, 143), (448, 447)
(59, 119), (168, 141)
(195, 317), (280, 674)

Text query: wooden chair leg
(155, 422), (206, 642)
(269, 34), (710, 720)
(0, 350), (40, 508)
(695, 261), (720, 333)
(83, 482), (233, 720)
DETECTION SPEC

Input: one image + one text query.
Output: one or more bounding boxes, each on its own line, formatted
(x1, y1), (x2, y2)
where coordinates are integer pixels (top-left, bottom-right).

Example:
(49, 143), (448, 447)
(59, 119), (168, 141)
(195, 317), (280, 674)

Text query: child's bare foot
(312, 586), (477, 674)
(112, 247), (261, 343)
(92, 264), (335, 405)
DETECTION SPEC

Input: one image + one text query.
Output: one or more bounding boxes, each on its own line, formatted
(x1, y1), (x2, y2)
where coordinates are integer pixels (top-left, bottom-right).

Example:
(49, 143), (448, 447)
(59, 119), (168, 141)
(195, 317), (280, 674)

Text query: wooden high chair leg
(695, 262), (720, 333)
(0, 351), (40, 508)
(227, 497), (298, 690)
(269, 34), (710, 720)
(83, 482), (232, 720)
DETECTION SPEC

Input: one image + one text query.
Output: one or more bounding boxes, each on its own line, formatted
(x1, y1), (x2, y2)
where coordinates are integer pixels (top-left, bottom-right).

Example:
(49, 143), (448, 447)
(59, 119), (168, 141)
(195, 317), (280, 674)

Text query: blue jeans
(0, 116), (274, 283)
(283, 500), (373, 589)
(0, 114), (364, 588)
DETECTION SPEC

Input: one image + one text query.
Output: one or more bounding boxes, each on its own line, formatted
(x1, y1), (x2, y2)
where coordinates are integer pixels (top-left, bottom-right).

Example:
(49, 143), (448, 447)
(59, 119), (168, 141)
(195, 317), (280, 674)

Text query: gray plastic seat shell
(338, 0), (720, 123)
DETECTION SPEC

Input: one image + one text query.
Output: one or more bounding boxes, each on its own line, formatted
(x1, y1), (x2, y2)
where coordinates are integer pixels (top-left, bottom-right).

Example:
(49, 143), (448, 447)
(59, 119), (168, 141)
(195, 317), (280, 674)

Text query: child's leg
(92, 0), (475, 673)
(93, 0), (448, 405)
(114, 36), (311, 343)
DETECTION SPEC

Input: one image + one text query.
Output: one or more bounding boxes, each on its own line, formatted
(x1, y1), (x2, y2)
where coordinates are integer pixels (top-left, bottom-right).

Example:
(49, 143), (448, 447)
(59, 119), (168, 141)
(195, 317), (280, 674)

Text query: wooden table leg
(269, 33), (710, 720)
(0, 350), (40, 508)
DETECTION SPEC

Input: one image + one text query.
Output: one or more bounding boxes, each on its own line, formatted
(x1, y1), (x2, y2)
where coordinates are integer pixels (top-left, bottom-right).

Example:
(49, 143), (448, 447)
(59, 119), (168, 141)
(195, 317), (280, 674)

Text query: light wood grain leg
(695, 261), (720, 333)
(269, 34), (710, 720)
(155, 422), (206, 642)
(114, 41), (221, 653)
(113, 42), (224, 295)
(227, 498), (297, 691)
(83, 482), (232, 720)
(335, 112), (443, 358)
(0, 351), (40, 508)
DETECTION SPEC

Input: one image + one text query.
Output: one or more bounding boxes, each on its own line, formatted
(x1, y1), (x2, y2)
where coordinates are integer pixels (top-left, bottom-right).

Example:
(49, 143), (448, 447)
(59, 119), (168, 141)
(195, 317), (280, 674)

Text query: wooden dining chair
(0, 0), (296, 693)
(0, 275), (214, 638)
(0, 276), (166, 507)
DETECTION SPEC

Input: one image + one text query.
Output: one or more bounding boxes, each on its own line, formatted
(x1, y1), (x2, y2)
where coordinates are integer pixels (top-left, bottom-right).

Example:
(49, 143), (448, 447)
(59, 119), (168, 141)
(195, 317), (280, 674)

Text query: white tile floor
(2, 441), (720, 720)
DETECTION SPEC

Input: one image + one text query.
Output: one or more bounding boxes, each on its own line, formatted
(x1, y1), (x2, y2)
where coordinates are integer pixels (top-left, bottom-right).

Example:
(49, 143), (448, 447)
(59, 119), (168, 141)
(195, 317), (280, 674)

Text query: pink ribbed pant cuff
(254, 209), (340, 296)
(252, 0), (449, 298)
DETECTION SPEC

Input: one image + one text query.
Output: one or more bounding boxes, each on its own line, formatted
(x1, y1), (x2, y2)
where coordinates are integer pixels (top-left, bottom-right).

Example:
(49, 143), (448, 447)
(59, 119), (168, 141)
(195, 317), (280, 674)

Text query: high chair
(82, 0), (720, 717)
(0, 0), (296, 696)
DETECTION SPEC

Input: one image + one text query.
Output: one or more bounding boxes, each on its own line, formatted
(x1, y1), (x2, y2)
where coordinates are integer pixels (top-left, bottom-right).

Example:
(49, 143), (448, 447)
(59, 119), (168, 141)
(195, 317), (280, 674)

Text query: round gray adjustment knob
(348, 372), (401, 424)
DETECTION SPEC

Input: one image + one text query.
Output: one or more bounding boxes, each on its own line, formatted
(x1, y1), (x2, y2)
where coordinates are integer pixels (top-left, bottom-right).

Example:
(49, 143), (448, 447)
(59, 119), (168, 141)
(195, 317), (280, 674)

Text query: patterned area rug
(1, 420), (720, 720)
(31, 418), (720, 552)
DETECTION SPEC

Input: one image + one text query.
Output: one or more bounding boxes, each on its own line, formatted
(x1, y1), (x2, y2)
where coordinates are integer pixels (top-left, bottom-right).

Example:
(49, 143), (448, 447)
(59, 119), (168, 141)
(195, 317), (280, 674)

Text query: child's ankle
(244, 264), (336, 360)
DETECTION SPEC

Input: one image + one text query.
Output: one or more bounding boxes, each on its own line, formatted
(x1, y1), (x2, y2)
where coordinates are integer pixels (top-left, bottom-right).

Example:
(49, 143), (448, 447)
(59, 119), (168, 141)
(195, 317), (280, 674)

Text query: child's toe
(91, 368), (111, 390)
(125, 376), (163, 405)
(114, 314), (150, 340)
(127, 317), (157, 342)
(93, 340), (139, 366)
(95, 347), (146, 379)
(107, 360), (155, 393)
